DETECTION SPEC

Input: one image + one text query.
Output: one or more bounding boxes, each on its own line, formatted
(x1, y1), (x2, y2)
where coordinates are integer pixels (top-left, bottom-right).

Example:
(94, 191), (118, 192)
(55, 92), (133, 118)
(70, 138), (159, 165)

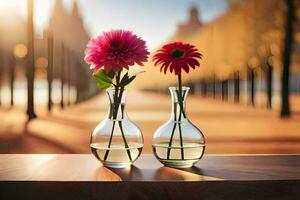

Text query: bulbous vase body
(90, 89), (143, 168)
(152, 87), (205, 168)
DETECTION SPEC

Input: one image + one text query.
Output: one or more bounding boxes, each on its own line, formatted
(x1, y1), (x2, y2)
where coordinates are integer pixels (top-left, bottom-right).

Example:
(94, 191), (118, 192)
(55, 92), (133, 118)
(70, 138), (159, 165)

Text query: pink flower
(153, 42), (202, 75)
(84, 29), (149, 73)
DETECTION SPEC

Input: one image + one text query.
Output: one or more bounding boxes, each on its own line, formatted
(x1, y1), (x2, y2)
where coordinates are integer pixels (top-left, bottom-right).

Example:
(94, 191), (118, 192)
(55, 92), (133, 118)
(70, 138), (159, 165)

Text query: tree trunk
(248, 69), (255, 106)
(266, 63), (273, 109)
(10, 55), (15, 107)
(60, 43), (65, 109)
(234, 72), (240, 103)
(280, 0), (294, 118)
(221, 81), (224, 101)
(67, 50), (71, 106)
(201, 81), (207, 97)
(188, 82), (195, 95)
(47, 32), (53, 112)
(212, 75), (216, 99)
(225, 80), (228, 101)
(222, 80), (228, 101)
(26, 0), (37, 120)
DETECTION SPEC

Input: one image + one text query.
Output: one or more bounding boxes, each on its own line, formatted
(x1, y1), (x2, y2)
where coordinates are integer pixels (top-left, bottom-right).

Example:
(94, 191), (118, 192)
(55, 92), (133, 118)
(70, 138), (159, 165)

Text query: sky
(0, 0), (228, 50)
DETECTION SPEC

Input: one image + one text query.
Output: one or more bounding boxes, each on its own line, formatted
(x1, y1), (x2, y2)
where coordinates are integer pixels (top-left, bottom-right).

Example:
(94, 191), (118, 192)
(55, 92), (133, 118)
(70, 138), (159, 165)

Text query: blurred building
(177, 6), (203, 37)
(136, 0), (300, 93)
(46, 0), (97, 101)
(48, 0), (90, 61)
(0, 0), (97, 103)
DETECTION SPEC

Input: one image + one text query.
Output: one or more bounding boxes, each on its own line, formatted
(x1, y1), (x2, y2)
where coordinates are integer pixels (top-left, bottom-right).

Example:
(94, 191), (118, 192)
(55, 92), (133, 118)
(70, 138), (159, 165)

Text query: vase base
(159, 159), (198, 168)
(152, 143), (205, 168)
(102, 162), (132, 168)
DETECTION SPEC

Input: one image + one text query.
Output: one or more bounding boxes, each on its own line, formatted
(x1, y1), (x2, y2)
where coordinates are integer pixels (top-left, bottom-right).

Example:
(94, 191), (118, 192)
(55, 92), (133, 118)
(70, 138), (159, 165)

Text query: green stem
(178, 120), (184, 160)
(167, 122), (177, 160)
(166, 73), (185, 160)
(103, 72), (121, 161)
(118, 120), (132, 161)
(167, 86), (178, 160)
(116, 86), (132, 161)
(103, 71), (132, 162)
(117, 85), (132, 161)
(178, 73), (186, 118)
(103, 120), (116, 161)
(177, 73), (185, 160)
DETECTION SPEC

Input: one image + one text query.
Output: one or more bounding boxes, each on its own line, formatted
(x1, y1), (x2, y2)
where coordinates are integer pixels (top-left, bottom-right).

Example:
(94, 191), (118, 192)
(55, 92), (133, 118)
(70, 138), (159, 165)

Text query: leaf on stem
(93, 69), (115, 89)
(119, 72), (136, 87)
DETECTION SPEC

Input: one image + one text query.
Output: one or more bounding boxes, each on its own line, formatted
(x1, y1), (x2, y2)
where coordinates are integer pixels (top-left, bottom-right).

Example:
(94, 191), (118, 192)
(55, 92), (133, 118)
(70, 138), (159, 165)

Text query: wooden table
(0, 154), (299, 200)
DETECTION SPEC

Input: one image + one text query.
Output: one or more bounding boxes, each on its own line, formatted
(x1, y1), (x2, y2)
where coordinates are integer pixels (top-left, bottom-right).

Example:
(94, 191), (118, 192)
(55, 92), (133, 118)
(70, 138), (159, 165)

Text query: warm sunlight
(0, 1), (299, 198)
(0, 0), (52, 35)
(0, 1), (13, 10)
(0, 0), (26, 12)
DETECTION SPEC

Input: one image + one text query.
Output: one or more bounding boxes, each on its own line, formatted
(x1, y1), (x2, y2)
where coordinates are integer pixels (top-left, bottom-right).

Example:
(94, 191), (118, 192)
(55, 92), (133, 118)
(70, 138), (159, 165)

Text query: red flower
(153, 42), (202, 75)
(84, 29), (149, 73)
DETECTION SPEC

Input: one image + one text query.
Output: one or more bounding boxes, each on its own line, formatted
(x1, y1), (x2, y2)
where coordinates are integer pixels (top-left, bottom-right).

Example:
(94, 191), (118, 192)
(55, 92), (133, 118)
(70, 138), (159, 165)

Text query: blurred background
(0, 0), (299, 154)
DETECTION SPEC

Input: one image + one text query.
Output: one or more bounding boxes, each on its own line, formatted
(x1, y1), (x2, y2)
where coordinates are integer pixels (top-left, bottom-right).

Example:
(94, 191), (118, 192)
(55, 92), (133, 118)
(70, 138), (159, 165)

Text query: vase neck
(107, 88), (127, 120)
(169, 86), (189, 121)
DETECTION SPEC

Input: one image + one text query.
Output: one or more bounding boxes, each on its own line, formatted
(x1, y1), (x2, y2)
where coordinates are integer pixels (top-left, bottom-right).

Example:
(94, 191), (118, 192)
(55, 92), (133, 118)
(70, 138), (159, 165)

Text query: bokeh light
(13, 44), (28, 58)
(35, 57), (48, 68)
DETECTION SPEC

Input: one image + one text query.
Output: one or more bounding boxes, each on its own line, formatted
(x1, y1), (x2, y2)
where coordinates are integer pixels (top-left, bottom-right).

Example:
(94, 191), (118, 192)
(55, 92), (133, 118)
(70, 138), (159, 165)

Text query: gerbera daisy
(153, 42), (203, 161)
(84, 30), (150, 163)
(153, 42), (202, 75)
(84, 29), (149, 73)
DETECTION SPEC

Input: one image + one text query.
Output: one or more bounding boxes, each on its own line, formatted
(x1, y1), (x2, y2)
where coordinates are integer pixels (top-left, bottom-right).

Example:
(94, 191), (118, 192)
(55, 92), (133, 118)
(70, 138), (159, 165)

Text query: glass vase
(152, 86), (205, 168)
(90, 88), (143, 168)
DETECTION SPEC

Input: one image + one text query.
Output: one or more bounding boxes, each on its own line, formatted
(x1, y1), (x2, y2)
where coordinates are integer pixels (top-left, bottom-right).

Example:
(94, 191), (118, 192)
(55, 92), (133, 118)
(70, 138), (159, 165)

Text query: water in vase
(91, 142), (143, 168)
(153, 142), (205, 168)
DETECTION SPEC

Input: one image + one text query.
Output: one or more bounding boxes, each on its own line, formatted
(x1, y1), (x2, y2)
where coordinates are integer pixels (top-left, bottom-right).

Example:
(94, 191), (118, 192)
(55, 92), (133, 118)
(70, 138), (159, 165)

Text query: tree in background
(26, 0), (37, 120)
(280, 0), (295, 118)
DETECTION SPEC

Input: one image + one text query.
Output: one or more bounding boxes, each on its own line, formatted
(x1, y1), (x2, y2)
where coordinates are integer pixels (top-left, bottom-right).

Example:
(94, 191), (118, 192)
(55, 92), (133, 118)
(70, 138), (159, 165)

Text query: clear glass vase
(90, 88), (143, 168)
(152, 86), (205, 168)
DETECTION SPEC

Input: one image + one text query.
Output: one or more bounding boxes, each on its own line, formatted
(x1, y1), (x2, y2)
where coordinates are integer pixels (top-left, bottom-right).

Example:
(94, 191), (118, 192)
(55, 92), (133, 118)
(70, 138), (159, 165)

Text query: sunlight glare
(0, 0), (26, 12)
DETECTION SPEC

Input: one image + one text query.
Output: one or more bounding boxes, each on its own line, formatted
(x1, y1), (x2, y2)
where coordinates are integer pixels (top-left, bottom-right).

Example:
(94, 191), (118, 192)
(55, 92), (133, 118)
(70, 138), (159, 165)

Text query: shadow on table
(180, 166), (205, 175)
(107, 165), (215, 181)
(170, 166), (222, 181)
(105, 166), (142, 181)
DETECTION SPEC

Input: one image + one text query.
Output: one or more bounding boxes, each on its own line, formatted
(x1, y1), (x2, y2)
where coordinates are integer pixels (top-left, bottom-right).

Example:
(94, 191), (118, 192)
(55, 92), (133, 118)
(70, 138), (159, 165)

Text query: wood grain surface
(0, 154), (299, 199)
